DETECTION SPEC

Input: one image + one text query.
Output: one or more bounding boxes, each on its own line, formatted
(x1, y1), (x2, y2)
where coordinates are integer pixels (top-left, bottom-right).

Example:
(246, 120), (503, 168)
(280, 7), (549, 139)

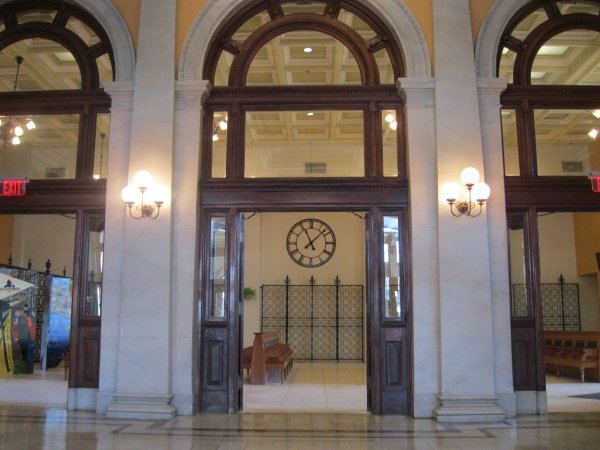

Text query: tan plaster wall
(110, 1), (496, 80)
(0, 215), (14, 265)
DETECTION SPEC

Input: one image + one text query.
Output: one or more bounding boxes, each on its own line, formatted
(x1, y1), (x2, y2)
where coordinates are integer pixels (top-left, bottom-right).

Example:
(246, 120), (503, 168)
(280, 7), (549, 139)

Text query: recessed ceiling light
(593, 110), (600, 119)
(304, 47), (313, 53)
(306, 112), (314, 116)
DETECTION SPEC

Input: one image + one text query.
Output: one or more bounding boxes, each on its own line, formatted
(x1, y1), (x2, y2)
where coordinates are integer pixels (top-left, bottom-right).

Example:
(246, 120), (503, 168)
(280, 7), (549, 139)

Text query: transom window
(202, 0), (405, 181)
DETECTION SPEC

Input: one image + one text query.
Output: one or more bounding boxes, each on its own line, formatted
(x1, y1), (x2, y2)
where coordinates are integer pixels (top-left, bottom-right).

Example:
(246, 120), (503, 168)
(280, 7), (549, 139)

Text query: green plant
(243, 286), (256, 298)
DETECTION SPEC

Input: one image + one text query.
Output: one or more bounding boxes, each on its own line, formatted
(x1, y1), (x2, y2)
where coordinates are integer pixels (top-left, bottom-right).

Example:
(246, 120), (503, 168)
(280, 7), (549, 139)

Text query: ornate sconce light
(121, 170), (166, 220)
(441, 167), (491, 217)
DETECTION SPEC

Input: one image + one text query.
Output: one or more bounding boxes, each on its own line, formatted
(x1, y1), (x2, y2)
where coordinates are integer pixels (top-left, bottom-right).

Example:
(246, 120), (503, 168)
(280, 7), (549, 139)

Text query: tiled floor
(243, 361), (366, 413)
(2, 364), (600, 448)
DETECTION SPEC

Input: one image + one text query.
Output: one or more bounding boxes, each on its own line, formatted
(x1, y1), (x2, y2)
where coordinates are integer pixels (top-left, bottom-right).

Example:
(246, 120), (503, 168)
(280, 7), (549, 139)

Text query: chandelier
(0, 56), (36, 147)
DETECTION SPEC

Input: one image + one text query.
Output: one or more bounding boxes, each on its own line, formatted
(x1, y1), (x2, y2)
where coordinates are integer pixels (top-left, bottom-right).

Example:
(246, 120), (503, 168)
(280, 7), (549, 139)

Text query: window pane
(383, 110), (398, 177)
(558, 1), (600, 15)
(245, 110), (364, 178)
(338, 9), (377, 42)
(374, 48), (395, 84)
(97, 53), (114, 85)
(535, 109), (595, 176)
(498, 47), (515, 83)
(213, 51), (234, 87)
(246, 31), (361, 86)
(510, 8), (546, 42)
(281, 1), (326, 15)
(16, 10), (56, 24)
(85, 218), (104, 317)
(212, 111), (228, 178)
(531, 30), (600, 86)
(209, 217), (227, 319)
(508, 218), (528, 318)
(383, 216), (401, 318)
(65, 17), (101, 47)
(502, 109), (519, 175)
(94, 114), (110, 180)
(0, 114), (79, 180)
(0, 39), (81, 91)
(231, 11), (271, 46)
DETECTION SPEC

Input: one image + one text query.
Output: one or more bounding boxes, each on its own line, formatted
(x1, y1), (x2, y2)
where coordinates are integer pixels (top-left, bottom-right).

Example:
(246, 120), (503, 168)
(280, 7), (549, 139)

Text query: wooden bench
(544, 332), (600, 382)
(242, 332), (293, 384)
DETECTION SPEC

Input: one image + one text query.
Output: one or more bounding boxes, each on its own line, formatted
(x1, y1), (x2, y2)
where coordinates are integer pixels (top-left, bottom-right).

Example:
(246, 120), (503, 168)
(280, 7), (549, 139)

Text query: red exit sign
(0, 178), (29, 196)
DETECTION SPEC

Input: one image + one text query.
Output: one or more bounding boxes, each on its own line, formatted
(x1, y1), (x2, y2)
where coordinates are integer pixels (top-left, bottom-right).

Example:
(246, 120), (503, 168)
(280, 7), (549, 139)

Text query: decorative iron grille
(512, 275), (581, 331)
(261, 277), (363, 360)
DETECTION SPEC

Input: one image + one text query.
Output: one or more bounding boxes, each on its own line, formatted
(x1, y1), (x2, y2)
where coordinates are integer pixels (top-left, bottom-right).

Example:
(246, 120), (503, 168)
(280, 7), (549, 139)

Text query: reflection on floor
(547, 374), (600, 413)
(0, 366), (66, 408)
(243, 361), (366, 413)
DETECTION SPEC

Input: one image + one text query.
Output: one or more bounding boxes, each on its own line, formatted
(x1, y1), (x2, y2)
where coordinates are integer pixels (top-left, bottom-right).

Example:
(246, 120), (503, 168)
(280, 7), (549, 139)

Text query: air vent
(305, 162), (326, 174)
(561, 161), (584, 173)
(45, 167), (66, 178)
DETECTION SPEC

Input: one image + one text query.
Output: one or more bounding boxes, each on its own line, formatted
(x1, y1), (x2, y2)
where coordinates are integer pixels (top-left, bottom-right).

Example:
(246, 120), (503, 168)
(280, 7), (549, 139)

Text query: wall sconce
(121, 170), (166, 219)
(441, 167), (490, 217)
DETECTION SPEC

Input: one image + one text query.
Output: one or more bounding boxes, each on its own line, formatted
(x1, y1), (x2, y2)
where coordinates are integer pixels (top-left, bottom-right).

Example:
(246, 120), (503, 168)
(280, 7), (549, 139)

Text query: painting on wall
(0, 267), (38, 376)
(41, 276), (72, 370)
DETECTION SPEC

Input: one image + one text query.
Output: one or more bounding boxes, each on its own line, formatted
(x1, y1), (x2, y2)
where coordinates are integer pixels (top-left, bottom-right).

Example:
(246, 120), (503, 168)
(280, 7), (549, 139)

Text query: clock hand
(303, 229), (316, 250)
(304, 231), (323, 250)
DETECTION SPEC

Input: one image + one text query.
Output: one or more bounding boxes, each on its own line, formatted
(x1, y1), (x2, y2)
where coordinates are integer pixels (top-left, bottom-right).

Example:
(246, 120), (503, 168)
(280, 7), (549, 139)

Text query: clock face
(286, 218), (336, 268)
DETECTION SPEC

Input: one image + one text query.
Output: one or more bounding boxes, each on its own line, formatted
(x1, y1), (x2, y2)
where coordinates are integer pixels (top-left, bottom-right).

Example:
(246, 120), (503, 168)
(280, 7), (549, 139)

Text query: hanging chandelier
(0, 56), (36, 147)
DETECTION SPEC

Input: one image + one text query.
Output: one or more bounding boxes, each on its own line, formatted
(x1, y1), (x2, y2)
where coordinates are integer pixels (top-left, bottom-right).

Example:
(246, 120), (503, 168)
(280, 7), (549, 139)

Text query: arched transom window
(202, 0), (406, 180)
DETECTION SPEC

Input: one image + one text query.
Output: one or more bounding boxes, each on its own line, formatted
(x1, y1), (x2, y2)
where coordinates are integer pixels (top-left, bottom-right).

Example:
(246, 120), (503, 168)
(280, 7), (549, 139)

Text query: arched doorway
(195, 0), (412, 414)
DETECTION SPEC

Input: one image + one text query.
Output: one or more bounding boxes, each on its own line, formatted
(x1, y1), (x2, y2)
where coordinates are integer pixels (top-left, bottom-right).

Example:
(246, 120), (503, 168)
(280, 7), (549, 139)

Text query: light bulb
(121, 185), (137, 203)
(384, 113), (394, 123)
(133, 170), (153, 189)
(218, 120), (227, 131)
(12, 136), (20, 145)
(593, 110), (600, 119)
(93, 174), (100, 180)
(389, 120), (397, 131)
(212, 133), (219, 142)
(472, 182), (491, 201)
(589, 129), (598, 139)
(14, 126), (23, 136)
(460, 167), (480, 186)
(26, 119), (35, 130)
(304, 47), (313, 53)
(441, 182), (461, 202)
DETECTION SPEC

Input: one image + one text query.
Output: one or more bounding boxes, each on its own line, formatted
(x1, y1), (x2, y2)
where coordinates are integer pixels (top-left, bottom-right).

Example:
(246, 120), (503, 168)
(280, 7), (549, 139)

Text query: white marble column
(398, 78), (440, 418)
(478, 77), (517, 417)
(432, 0), (505, 422)
(170, 80), (211, 415)
(89, 81), (134, 414)
(106, 0), (177, 420)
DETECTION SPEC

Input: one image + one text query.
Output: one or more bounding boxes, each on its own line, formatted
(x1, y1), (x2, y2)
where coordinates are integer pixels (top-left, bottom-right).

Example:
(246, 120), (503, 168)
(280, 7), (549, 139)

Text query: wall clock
(286, 218), (336, 268)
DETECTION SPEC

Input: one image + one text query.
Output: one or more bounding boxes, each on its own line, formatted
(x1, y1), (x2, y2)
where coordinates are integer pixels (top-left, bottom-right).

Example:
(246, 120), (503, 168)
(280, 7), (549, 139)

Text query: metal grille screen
(261, 282), (364, 360)
(512, 280), (580, 331)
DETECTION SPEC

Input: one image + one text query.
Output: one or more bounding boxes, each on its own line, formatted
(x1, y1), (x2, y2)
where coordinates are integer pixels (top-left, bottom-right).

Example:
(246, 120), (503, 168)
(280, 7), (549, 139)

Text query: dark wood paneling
(511, 326), (537, 390)
(0, 181), (106, 212)
(207, 340), (224, 386)
(505, 178), (599, 211)
(385, 341), (404, 386)
(73, 321), (100, 388)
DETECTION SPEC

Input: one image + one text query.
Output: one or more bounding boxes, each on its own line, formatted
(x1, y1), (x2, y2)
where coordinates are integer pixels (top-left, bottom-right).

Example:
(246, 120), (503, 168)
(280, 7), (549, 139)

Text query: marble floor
(2, 364), (600, 449)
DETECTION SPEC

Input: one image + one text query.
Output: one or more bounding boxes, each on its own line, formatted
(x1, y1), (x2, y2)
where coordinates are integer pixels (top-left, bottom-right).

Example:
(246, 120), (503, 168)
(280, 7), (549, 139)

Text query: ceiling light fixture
(303, 47), (313, 53)
(588, 110), (600, 139)
(0, 56), (35, 147)
(212, 113), (227, 142)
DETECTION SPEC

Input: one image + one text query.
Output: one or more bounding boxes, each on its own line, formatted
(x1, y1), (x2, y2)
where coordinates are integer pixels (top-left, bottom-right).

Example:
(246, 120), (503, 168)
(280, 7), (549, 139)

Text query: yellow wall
(110, 0), (496, 77)
(574, 213), (600, 276)
(0, 215), (14, 265)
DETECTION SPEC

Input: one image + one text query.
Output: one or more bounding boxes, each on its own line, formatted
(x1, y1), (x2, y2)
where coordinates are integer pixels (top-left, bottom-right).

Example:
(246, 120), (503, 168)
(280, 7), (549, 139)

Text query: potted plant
(243, 286), (256, 300)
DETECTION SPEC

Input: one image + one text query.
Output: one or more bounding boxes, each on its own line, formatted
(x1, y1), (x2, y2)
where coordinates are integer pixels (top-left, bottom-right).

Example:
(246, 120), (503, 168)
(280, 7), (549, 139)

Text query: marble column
(398, 78), (440, 418)
(478, 77), (517, 417)
(432, 0), (505, 422)
(170, 80), (211, 415)
(106, 0), (177, 420)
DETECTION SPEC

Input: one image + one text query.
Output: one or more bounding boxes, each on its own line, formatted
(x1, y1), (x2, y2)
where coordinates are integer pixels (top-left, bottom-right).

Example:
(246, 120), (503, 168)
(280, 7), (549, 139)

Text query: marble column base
(433, 396), (506, 422)
(106, 393), (176, 420)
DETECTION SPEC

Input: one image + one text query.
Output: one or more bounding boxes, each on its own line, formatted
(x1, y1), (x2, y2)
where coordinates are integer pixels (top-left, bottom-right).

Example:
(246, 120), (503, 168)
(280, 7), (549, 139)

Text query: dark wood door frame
(197, 181), (411, 414)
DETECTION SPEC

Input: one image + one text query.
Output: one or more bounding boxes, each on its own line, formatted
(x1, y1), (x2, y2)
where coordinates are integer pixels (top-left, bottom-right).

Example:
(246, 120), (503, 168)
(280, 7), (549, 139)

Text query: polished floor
(2, 364), (600, 449)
